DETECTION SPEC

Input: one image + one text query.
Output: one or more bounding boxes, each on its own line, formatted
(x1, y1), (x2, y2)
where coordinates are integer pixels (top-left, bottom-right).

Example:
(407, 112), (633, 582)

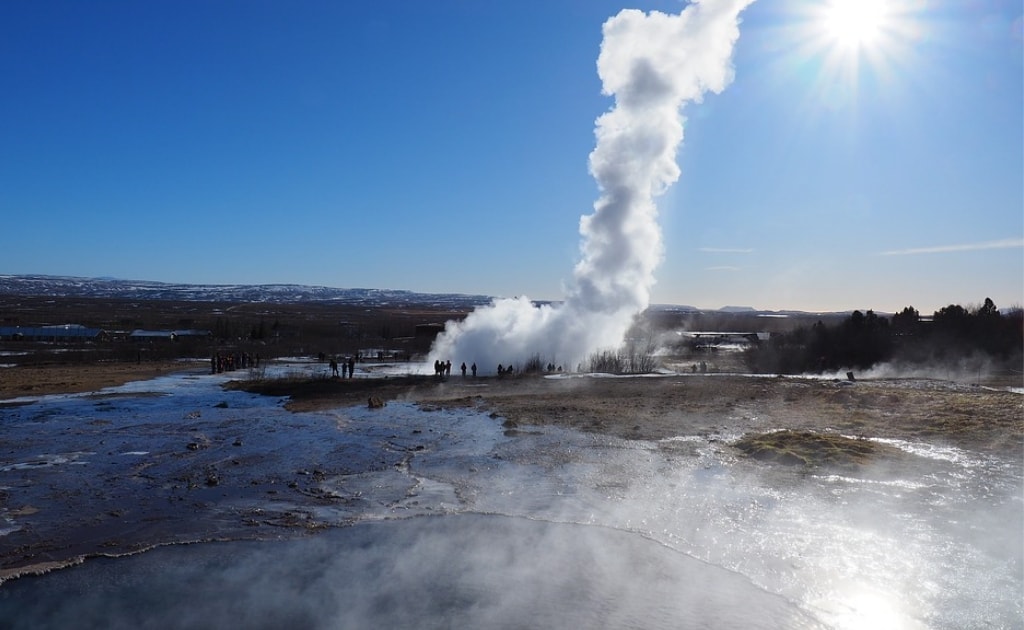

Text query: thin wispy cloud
(706, 265), (741, 272)
(878, 238), (1024, 256)
(698, 247), (754, 254)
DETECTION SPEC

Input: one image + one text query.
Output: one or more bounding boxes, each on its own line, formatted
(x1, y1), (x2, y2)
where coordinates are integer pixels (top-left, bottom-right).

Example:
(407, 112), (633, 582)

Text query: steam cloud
(430, 1), (755, 373)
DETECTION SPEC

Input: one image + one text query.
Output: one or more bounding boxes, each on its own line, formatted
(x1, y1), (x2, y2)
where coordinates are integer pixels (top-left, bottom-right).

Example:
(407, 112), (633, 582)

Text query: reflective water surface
(0, 367), (1020, 628)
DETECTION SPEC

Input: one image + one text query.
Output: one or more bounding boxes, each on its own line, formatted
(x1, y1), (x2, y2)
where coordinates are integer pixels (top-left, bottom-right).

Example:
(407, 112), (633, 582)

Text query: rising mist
(430, 1), (756, 374)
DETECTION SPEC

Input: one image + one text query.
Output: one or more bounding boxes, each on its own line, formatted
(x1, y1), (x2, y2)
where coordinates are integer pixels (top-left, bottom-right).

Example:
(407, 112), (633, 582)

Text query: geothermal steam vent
(429, 1), (755, 374)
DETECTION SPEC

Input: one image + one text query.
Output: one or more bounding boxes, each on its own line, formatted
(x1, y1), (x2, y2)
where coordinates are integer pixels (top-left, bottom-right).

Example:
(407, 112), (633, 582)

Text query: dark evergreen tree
(743, 298), (1021, 376)
(891, 306), (920, 335)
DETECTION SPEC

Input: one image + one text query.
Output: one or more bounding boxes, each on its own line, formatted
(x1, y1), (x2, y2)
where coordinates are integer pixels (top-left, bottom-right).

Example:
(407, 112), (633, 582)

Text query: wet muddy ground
(0, 369), (479, 581)
(2, 364), (1020, 580)
(0, 362), (1021, 627)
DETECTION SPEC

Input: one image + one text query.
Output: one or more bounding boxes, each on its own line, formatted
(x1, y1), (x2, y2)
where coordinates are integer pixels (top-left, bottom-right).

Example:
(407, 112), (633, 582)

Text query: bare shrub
(588, 350), (625, 374)
(623, 332), (659, 373)
(586, 333), (660, 374)
(521, 353), (546, 374)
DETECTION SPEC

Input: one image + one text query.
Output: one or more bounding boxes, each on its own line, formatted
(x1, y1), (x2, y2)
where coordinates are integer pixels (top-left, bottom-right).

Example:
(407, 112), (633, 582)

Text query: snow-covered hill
(0, 275), (493, 309)
(0, 274), (849, 317)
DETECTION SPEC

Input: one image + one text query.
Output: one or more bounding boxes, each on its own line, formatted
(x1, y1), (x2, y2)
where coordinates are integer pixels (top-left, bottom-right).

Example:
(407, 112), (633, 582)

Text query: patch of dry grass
(732, 429), (897, 467)
(0, 360), (203, 399)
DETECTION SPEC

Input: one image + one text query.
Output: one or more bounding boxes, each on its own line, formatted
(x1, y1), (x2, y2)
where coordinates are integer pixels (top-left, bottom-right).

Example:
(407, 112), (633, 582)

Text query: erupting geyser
(430, 0), (755, 373)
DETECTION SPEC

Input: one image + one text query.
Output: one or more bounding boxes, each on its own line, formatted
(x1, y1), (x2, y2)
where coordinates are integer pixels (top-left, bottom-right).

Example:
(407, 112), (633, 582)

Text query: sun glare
(823, 0), (887, 48)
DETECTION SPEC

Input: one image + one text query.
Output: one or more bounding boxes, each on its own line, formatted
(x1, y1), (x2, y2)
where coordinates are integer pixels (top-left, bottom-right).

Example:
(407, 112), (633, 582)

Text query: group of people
(211, 352), (259, 374)
(209, 352), (573, 379)
(433, 359), (451, 377)
(434, 360), (478, 378)
(330, 356), (357, 378)
(212, 352), (571, 379)
(435, 361), (564, 377)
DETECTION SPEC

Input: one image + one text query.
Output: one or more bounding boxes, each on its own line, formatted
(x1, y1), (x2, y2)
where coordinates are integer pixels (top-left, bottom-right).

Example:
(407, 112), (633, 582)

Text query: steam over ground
(430, 1), (755, 374)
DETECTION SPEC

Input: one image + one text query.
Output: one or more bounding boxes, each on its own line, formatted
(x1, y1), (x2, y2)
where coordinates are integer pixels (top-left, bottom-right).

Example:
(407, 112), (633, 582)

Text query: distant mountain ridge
(0, 274), (493, 309)
(0, 274), (852, 316)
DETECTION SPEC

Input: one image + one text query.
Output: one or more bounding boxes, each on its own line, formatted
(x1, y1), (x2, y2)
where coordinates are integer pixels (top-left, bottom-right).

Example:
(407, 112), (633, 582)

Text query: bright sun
(823, 0), (887, 48)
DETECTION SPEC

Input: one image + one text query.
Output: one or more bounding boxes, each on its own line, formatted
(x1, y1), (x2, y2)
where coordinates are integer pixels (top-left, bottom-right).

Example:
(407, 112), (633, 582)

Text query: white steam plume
(430, 0), (755, 374)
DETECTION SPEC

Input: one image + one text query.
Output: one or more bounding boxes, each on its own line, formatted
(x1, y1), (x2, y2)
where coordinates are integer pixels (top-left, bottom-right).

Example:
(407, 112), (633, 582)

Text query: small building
(129, 330), (176, 342)
(172, 329), (212, 339)
(0, 324), (106, 341)
(128, 329), (212, 342)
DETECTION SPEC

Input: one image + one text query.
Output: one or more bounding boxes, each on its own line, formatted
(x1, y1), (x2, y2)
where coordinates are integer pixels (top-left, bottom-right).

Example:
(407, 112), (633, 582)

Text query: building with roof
(0, 324), (106, 341)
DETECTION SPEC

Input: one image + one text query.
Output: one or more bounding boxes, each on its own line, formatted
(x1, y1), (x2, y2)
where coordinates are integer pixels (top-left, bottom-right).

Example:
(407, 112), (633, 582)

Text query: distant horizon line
(6, 272), (1015, 316)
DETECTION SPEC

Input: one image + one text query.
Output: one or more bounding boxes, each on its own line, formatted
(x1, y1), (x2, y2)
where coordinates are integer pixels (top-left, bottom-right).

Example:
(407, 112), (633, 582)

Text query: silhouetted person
(348, 357), (355, 378)
(471, 362), (477, 377)
(330, 359), (339, 377)
(497, 364), (504, 376)
(460, 362), (467, 377)
(445, 360), (452, 376)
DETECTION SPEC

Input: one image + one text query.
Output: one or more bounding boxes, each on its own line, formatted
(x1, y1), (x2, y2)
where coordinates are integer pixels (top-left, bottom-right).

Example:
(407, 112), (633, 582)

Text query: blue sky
(2, 0), (1021, 313)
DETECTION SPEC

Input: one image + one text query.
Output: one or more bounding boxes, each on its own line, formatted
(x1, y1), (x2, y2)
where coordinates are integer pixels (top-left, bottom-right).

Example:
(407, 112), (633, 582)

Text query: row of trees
(587, 339), (660, 375)
(743, 298), (1022, 374)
